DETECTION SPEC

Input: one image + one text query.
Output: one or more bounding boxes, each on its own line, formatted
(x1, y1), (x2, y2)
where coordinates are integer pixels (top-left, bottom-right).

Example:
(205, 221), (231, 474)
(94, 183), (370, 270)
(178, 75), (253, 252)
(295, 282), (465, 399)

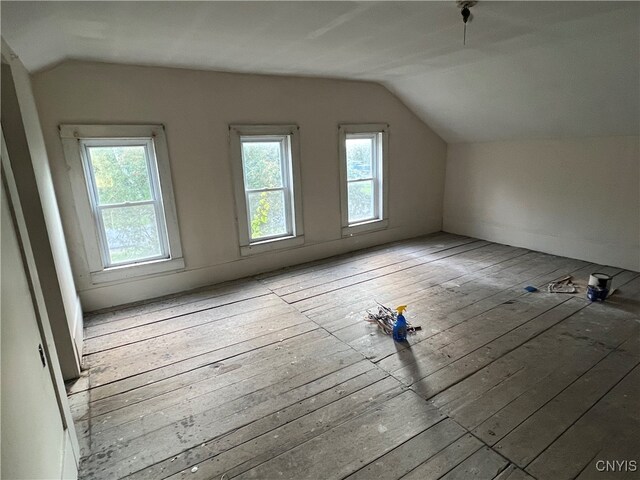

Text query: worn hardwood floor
(68, 233), (640, 480)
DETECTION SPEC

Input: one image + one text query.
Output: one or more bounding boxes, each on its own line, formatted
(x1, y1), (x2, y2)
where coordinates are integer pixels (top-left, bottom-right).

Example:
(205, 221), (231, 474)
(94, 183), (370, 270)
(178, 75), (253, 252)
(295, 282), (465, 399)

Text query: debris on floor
(547, 275), (577, 293)
(524, 286), (538, 292)
(365, 302), (421, 336)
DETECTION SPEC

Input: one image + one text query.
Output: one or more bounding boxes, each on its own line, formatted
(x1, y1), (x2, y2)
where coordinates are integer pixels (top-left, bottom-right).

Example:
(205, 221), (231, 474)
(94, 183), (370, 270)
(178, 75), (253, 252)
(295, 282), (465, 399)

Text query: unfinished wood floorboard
(411, 300), (588, 401)
(493, 464), (535, 480)
(81, 359), (384, 478)
(91, 343), (361, 434)
(232, 390), (445, 480)
(320, 254), (591, 342)
(265, 234), (481, 296)
(378, 294), (575, 383)
(86, 329), (333, 418)
(131, 368), (393, 479)
(292, 242), (531, 314)
(340, 256), (592, 367)
(281, 240), (493, 305)
(430, 297), (639, 414)
(313, 253), (591, 356)
(302, 246), (532, 321)
(311, 244), (539, 332)
(343, 418), (468, 480)
(85, 280), (271, 335)
(85, 298), (308, 386)
(71, 234), (639, 480)
(84, 294), (285, 354)
(438, 446), (509, 479)
(89, 338), (357, 441)
(399, 433), (484, 479)
(78, 321), (318, 401)
(168, 378), (409, 480)
(493, 337), (640, 468)
(256, 232), (471, 288)
(411, 269), (639, 403)
(526, 365), (640, 480)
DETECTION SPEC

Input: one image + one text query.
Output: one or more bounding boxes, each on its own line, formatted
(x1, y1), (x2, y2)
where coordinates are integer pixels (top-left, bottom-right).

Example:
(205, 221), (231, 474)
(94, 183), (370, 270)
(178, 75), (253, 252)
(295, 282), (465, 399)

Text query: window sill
(240, 235), (305, 256)
(342, 218), (389, 237)
(90, 257), (185, 284)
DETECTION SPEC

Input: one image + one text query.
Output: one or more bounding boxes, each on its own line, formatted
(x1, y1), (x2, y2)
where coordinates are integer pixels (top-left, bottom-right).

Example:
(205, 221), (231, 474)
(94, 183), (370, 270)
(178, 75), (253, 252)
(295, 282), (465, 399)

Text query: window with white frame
(339, 124), (389, 236)
(229, 125), (304, 255)
(60, 125), (184, 283)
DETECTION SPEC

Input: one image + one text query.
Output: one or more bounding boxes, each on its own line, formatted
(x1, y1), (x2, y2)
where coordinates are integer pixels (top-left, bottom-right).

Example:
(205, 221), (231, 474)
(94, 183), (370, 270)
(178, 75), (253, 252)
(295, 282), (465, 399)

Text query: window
(230, 125), (304, 255)
(60, 125), (183, 283)
(81, 139), (168, 266)
(339, 124), (389, 236)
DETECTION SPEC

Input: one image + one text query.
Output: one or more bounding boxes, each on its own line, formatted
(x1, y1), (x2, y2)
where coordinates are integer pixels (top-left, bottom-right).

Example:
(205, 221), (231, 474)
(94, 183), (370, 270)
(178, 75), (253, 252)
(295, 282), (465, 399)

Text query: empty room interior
(1, 1), (639, 479)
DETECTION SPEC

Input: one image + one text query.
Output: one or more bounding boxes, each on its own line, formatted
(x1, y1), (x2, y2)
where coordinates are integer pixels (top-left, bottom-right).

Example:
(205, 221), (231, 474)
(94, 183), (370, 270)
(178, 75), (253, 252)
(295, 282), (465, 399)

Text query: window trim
(229, 125), (304, 256)
(60, 124), (184, 284)
(241, 134), (294, 242)
(339, 123), (389, 237)
(79, 138), (170, 267)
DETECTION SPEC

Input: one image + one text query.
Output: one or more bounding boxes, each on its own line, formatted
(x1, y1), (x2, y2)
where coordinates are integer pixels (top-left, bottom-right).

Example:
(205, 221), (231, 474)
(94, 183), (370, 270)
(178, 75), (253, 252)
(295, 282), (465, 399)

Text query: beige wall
(444, 136), (640, 271)
(2, 40), (81, 379)
(32, 61), (446, 311)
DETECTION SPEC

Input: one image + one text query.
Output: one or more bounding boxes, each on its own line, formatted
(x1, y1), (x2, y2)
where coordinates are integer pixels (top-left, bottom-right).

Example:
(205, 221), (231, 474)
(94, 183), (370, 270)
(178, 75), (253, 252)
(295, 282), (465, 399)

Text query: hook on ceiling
(457, 1), (477, 45)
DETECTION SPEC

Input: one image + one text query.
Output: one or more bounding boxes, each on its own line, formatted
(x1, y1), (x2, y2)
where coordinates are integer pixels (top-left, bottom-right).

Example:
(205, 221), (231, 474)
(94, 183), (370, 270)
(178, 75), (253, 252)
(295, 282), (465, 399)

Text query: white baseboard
(72, 295), (83, 359)
(61, 429), (78, 479)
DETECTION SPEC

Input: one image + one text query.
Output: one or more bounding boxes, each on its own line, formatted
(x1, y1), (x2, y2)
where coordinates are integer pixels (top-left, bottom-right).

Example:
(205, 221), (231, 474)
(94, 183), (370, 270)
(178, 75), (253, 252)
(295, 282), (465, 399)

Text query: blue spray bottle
(393, 305), (408, 342)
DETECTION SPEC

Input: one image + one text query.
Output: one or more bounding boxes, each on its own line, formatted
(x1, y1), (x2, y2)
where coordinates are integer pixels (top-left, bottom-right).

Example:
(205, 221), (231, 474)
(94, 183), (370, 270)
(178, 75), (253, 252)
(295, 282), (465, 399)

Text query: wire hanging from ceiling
(457, 1), (477, 46)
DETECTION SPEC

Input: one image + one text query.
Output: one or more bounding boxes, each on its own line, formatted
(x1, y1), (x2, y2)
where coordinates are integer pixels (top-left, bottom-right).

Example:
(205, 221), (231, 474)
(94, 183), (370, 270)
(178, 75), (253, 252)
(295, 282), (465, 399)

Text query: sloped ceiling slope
(2, 1), (638, 143)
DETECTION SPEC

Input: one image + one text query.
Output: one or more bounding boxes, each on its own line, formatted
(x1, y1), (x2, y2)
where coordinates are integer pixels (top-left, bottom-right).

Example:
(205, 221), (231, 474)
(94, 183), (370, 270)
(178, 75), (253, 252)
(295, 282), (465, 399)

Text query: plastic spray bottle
(393, 305), (408, 342)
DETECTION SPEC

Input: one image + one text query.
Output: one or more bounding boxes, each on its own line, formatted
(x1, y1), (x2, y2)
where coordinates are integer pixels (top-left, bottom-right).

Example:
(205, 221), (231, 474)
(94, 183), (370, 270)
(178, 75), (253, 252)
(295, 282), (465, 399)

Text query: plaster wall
(444, 136), (640, 271)
(33, 61), (447, 310)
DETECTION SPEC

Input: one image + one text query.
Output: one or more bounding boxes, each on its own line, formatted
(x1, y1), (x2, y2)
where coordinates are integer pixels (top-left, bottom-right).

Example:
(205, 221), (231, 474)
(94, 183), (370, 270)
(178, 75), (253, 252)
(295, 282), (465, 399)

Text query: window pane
(348, 180), (375, 223)
(242, 141), (284, 190)
(247, 190), (288, 240)
(346, 138), (373, 180)
(87, 146), (152, 204)
(101, 204), (163, 264)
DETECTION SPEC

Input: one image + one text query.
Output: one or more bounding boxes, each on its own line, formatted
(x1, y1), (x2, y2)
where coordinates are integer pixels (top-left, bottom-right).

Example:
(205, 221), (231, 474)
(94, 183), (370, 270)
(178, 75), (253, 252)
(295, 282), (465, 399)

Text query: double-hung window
(60, 125), (184, 283)
(230, 125), (304, 255)
(339, 124), (389, 236)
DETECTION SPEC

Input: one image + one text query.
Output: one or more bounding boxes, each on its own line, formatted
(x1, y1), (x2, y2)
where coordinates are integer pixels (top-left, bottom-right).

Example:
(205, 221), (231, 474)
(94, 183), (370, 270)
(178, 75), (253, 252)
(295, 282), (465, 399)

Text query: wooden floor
(69, 233), (640, 480)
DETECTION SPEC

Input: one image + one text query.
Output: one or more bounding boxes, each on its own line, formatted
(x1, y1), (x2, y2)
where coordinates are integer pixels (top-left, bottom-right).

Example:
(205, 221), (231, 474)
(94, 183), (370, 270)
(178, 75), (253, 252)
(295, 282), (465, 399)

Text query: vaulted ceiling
(3, 1), (638, 143)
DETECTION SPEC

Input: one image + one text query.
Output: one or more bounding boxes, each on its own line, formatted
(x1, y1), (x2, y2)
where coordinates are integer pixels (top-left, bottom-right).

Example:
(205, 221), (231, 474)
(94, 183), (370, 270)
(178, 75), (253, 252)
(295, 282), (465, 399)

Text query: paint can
(587, 284), (609, 302)
(588, 273), (612, 290)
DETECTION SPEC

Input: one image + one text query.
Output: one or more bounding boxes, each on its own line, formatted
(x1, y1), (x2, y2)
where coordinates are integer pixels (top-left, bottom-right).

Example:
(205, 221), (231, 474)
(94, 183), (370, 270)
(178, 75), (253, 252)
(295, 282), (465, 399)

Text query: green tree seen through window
(346, 138), (376, 222)
(87, 145), (163, 264)
(242, 141), (288, 240)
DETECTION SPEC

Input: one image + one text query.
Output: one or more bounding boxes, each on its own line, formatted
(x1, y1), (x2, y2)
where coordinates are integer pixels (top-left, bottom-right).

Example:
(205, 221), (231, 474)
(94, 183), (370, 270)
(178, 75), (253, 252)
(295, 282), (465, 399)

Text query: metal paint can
(588, 273), (612, 290)
(587, 284), (609, 302)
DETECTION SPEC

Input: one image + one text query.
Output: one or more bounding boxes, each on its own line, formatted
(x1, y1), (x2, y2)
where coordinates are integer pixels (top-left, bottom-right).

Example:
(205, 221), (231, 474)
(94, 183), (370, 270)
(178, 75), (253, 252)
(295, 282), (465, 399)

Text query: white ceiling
(2, 1), (638, 143)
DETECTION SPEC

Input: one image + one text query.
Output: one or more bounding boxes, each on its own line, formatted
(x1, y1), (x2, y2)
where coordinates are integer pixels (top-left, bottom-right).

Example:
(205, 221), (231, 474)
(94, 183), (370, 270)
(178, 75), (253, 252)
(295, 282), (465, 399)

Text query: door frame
(1, 128), (80, 467)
